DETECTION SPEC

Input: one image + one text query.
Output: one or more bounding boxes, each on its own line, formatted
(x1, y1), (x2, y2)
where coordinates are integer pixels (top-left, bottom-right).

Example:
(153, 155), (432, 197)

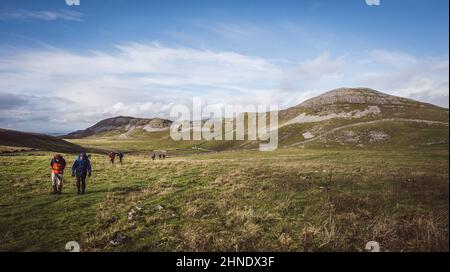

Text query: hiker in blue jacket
(72, 152), (92, 194)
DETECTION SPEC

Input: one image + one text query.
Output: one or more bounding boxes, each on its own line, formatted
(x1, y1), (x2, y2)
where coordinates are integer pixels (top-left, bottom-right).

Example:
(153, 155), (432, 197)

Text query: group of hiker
(50, 150), (167, 194)
(50, 153), (91, 195)
(108, 151), (124, 164)
(151, 151), (166, 160)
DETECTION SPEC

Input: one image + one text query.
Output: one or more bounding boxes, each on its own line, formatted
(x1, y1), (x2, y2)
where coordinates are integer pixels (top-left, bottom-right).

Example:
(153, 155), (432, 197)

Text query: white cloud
(280, 52), (347, 95)
(294, 52), (345, 79)
(0, 43), (284, 131)
(358, 49), (449, 107)
(201, 22), (270, 41)
(103, 101), (174, 117)
(0, 9), (84, 22)
(368, 50), (418, 67)
(0, 43), (447, 133)
(280, 49), (449, 108)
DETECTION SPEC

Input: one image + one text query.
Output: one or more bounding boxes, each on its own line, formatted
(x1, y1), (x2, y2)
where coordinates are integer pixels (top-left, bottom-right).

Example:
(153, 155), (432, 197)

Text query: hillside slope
(274, 88), (449, 149)
(0, 128), (85, 153)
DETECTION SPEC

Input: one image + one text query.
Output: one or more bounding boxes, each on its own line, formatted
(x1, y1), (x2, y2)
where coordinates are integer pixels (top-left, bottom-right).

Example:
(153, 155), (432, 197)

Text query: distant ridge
(64, 116), (172, 138)
(61, 87), (448, 151)
(0, 128), (86, 153)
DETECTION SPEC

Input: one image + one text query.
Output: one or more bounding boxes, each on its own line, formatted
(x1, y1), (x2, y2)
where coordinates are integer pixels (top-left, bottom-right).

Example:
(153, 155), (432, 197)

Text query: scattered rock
(423, 140), (448, 146)
(369, 131), (390, 143)
(352, 105), (381, 118)
(342, 130), (360, 143)
(155, 205), (164, 211)
(110, 233), (130, 246)
(302, 132), (315, 139)
(128, 206), (142, 221)
(286, 105), (382, 126)
(319, 186), (331, 192)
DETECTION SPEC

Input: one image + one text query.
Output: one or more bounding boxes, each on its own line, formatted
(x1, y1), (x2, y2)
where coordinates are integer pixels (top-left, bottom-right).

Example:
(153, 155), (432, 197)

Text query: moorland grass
(0, 148), (448, 251)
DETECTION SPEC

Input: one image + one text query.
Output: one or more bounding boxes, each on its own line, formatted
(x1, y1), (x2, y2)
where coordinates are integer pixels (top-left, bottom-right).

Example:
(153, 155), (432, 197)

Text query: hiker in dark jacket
(118, 152), (124, 163)
(72, 153), (92, 194)
(50, 154), (66, 194)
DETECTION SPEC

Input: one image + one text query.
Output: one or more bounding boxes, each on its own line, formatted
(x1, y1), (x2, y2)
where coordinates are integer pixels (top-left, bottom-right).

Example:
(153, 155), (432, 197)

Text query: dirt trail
(289, 118), (449, 147)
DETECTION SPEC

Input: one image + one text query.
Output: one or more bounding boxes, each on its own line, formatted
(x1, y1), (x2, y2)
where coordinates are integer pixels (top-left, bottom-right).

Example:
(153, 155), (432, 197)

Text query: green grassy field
(0, 147), (448, 252)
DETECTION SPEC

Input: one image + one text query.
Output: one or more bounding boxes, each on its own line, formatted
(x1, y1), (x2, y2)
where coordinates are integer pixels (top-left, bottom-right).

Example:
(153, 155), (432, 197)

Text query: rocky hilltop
(64, 116), (172, 138)
(280, 87), (449, 124)
(299, 88), (422, 109)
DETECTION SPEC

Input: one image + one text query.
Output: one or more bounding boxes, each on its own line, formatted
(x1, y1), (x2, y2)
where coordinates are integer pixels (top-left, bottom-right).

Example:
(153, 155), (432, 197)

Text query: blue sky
(0, 0), (448, 132)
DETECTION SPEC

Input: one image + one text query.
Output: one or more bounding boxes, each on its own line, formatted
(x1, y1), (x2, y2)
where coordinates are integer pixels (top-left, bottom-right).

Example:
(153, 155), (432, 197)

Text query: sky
(0, 0), (448, 133)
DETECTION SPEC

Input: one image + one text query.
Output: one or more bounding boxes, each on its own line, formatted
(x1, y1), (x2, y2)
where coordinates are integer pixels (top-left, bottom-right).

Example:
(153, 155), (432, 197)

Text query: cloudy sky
(0, 0), (448, 133)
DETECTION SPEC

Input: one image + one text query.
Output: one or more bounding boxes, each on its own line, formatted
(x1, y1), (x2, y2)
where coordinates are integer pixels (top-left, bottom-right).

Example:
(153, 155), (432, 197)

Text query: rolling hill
(0, 128), (86, 153)
(65, 87), (449, 152)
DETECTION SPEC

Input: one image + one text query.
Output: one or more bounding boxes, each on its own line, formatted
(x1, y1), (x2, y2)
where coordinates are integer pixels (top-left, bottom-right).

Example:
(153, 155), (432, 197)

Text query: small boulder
(110, 233), (130, 246)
